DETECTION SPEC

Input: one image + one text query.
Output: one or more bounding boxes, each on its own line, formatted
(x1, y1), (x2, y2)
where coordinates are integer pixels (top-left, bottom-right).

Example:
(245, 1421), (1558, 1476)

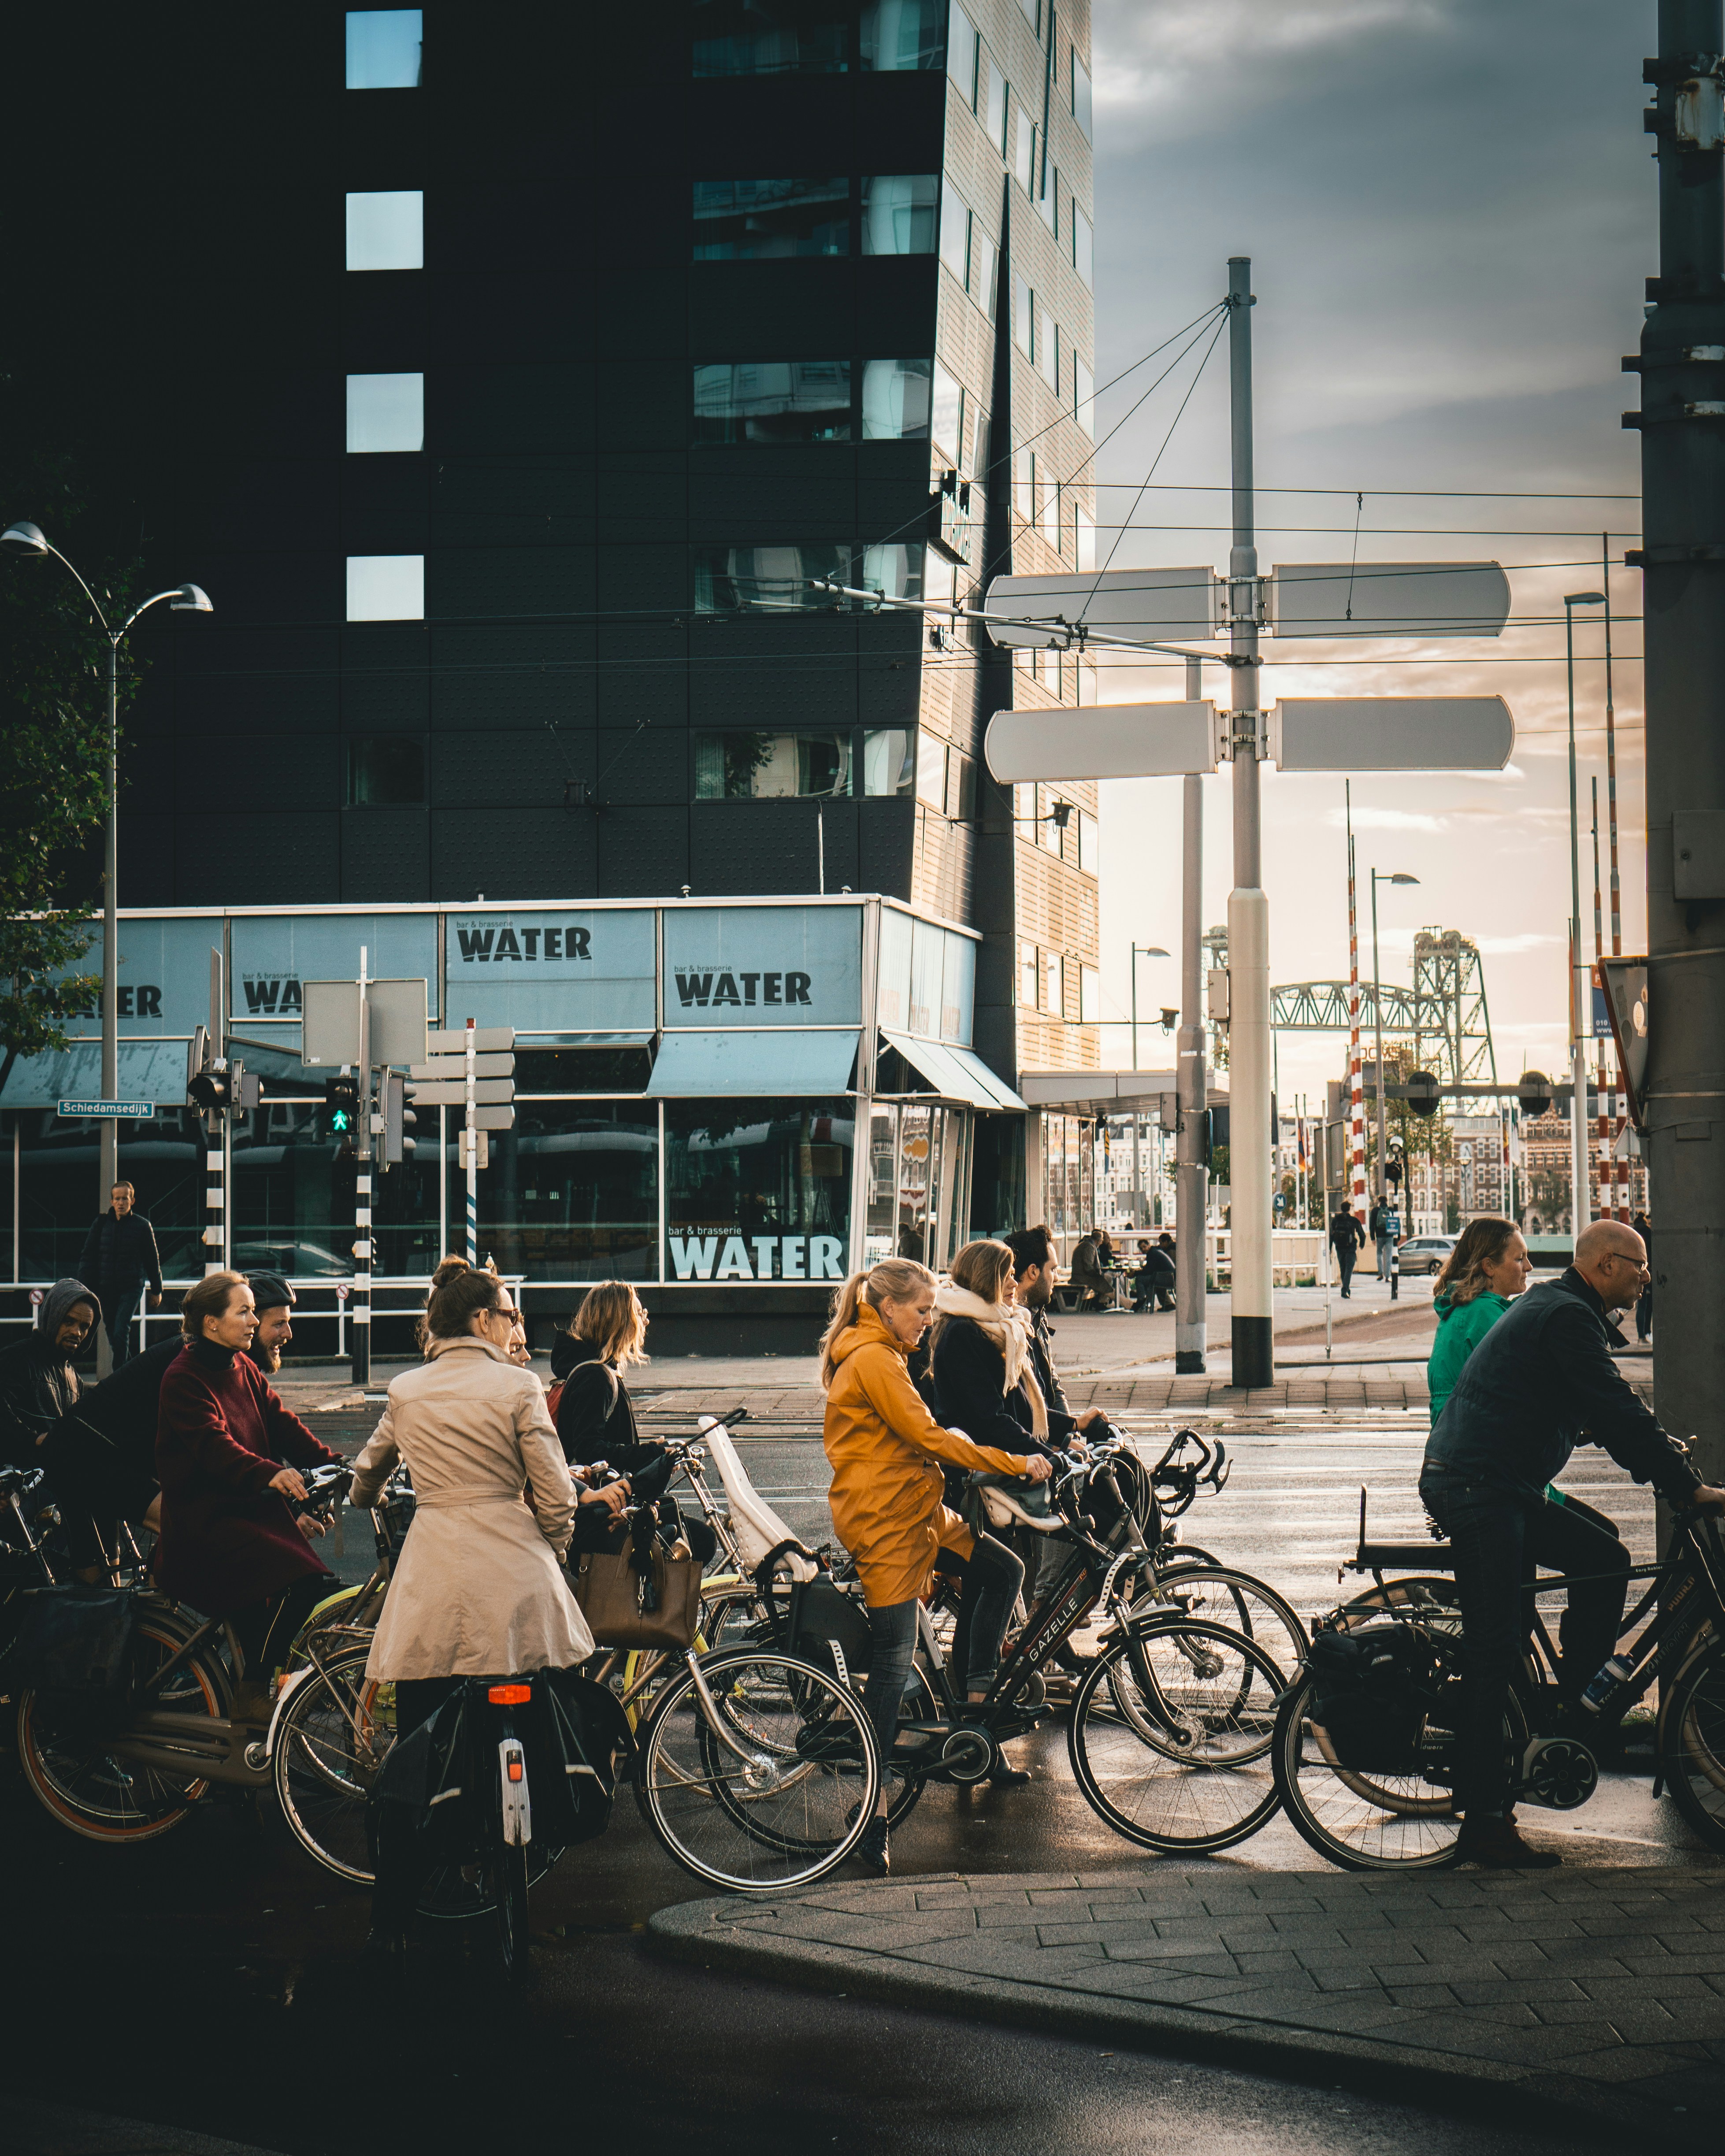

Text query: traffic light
(1517, 1069), (1553, 1119)
(381, 1072), (418, 1167)
(188, 1059), (233, 1114)
(1404, 1069), (1441, 1117)
(324, 1070), (360, 1152)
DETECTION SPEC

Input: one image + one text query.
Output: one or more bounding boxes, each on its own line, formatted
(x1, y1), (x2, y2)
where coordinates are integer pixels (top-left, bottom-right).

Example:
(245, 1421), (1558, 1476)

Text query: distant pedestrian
(1330, 1205), (1365, 1298)
(1369, 1197), (1392, 1279)
(77, 1182), (163, 1370)
(1068, 1228), (1109, 1312)
(1632, 1211), (1652, 1342)
(1131, 1237), (1175, 1313)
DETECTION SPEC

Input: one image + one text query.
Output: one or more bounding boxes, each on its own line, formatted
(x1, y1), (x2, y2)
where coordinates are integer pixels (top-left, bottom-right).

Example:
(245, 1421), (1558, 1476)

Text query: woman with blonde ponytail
(820, 1256), (1051, 1874)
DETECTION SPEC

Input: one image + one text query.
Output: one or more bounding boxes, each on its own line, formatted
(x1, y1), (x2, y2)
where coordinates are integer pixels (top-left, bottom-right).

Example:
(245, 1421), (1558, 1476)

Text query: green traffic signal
(331, 1108), (350, 1132)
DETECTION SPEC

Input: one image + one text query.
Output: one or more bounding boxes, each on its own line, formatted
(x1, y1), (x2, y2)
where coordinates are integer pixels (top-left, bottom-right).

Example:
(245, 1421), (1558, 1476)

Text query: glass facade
(693, 178), (849, 258)
(346, 554), (424, 621)
(345, 190), (423, 270)
(861, 357), (932, 440)
(346, 10), (421, 89)
(693, 542), (851, 613)
(347, 371), (423, 452)
(694, 731), (853, 800)
(666, 1100), (851, 1280)
(347, 736), (425, 806)
(693, 0), (850, 76)
(448, 1103), (658, 1284)
(693, 361), (852, 444)
(861, 174), (938, 253)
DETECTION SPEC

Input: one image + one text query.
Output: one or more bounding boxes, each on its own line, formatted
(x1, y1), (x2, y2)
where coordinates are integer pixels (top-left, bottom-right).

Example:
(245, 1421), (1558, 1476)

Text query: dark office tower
(6, 3), (1104, 1237)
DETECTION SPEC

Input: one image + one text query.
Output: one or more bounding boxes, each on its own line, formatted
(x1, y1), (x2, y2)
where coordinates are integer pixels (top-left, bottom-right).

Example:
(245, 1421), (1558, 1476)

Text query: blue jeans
(1419, 1471), (1629, 1817)
(861, 1534), (1025, 1771)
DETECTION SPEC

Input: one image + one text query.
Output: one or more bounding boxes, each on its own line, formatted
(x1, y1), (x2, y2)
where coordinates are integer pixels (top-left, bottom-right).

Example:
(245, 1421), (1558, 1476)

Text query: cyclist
(348, 1263), (598, 1950)
(1000, 1225), (1109, 1447)
(155, 1273), (345, 1719)
(1426, 1218), (1530, 1423)
(0, 1278), (97, 1471)
(819, 1256), (1051, 1874)
(1420, 1217), (1725, 1867)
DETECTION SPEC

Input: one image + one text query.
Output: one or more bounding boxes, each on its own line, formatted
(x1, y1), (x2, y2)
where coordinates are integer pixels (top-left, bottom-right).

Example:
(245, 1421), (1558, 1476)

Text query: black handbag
(788, 1573), (873, 1678)
(4, 1586), (136, 1703)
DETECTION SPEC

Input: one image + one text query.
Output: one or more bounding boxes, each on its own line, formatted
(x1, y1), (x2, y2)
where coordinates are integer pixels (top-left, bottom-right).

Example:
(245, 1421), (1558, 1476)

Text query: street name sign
(985, 702), (1218, 782)
(983, 567), (1216, 646)
(1269, 696), (1513, 771)
(57, 1099), (154, 1119)
(301, 978), (429, 1067)
(1269, 561), (1511, 639)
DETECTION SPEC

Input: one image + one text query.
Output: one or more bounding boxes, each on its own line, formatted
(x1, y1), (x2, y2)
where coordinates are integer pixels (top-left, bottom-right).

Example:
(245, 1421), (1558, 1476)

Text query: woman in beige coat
(348, 1265), (622, 1737)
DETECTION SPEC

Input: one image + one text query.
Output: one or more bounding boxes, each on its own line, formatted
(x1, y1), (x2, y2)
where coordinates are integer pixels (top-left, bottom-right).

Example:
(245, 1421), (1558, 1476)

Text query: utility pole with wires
(1601, 531), (1627, 1219)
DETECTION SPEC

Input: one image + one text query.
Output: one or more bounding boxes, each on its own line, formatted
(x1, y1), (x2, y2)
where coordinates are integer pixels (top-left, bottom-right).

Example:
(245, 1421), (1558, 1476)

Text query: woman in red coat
(155, 1271), (343, 1717)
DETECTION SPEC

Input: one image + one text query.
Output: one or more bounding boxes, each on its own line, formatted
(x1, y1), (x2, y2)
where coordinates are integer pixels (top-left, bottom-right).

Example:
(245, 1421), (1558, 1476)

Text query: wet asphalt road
(3, 1393), (1689, 2152)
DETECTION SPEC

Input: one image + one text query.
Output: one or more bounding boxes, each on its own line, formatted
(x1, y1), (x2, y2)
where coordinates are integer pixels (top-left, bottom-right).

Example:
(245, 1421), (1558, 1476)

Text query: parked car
(1395, 1234), (1457, 1277)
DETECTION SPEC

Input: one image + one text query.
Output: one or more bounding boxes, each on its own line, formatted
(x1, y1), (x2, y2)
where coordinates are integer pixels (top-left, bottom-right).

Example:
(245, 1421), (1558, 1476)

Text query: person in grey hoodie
(0, 1278), (98, 1469)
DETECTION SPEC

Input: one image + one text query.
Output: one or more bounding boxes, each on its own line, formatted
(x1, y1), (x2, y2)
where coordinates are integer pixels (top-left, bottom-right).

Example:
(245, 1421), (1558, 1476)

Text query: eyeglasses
(490, 1304), (523, 1323)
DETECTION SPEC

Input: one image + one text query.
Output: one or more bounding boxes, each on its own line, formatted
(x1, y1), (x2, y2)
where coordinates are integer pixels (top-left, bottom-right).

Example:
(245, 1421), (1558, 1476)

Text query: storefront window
(12, 1111), (205, 1284)
(451, 1103), (658, 1283)
(232, 1101), (439, 1282)
(665, 1100), (851, 1280)
(895, 1101), (936, 1263)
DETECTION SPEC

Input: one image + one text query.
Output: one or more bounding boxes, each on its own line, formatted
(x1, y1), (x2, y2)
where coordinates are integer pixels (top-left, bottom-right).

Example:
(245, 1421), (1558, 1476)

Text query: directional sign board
(427, 1026), (516, 1055)
(984, 702), (1217, 783)
(1270, 562), (1512, 639)
(1269, 697), (1513, 772)
(57, 1099), (155, 1119)
(983, 568), (1215, 646)
(407, 1077), (516, 1105)
(301, 978), (429, 1067)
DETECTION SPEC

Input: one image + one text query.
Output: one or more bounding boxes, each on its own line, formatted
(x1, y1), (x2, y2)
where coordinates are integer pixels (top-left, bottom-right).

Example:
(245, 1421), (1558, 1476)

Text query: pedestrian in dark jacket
(552, 1282), (714, 1560)
(155, 1271), (342, 1714)
(1329, 1205), (1365, 1297)
(1068, 1228), (1109, 1311)
(1131, 1237), (1176, 1312)
(0, 1278), (98, 1469)
(76, 1183), (163, 1369)
(999, 1225), (1108, 1445)
(1420, 1219), (1725, 1867)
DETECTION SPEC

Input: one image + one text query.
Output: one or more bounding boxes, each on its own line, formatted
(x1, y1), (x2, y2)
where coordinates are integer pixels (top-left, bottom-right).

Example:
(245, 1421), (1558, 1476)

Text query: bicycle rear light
(488, 1682), (532, 1704)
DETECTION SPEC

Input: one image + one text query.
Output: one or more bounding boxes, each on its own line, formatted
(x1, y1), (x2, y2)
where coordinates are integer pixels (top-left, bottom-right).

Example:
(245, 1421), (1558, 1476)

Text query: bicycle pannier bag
(1306, 1621), (1447, 1775)
(788, 1574), (872, 1678)
(4, 1586), (136, 1704)
(572, 1546), (703, 1650)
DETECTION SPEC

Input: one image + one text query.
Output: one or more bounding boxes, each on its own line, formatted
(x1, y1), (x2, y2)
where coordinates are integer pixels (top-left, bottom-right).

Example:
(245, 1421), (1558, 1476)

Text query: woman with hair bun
(819, 1257), (1050, 1874)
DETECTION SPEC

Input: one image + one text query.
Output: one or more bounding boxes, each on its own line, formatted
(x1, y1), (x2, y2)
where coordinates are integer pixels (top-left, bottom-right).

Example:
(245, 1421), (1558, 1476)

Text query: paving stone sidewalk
(650, 1866), (1725, 2143)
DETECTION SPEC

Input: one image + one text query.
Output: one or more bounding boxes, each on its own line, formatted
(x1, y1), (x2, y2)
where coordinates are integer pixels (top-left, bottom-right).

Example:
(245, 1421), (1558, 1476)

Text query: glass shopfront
(443, 1102), (659, 1284)
(864, 1100), (972, 1268)
(665, 1100), (852, 1281)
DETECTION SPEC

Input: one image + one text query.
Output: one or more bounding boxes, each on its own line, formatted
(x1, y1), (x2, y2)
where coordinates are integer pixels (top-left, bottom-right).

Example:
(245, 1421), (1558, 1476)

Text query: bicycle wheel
(1068, 1619), (1285, 1853)
(493, 1837), (533, 1983)
(1272, 1666), (1468, 1870)
(636, 1647), (878, 1891)
(273, 1645), (390, 1883)
(17, 1612), (224, 1842)
(1663, 1643), (1725, 1852)
(1127, 1566), (1306, 1683)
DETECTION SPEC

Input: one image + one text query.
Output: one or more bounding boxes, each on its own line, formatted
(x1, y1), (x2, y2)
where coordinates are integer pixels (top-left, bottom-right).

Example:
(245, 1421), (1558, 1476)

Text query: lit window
(937, 182), (971, 279)
(693, 178), (849, 259)
(924, 549), (956, 605)
(1013, 271), (1033, 358)
(1046, 951), (1063, 1013)
(1040, 789), (1062, 852)
(930, 360), (964, 463)
(1019, 941), (1039, 1007)
(694, 732), (853, 799)
(346, 372), (423, 453)
(863, 730), (916, 795)
(948, 3), (979, 101)
(347, 735), (425, 805)
(346, 10), (421, 89)
(1036, 310), (1058, 391)
(861, 0), (946, 69)
(346, 191), (423, 271)
(971, 225), (998, 315)
(1075, 505), (1096, 573)
(1014, 108), (1034, 193)
(1071, 52), (1094, 142)
(346, 555), (423, 621)
(693, 543), (852, 612)
(1078, 811), (1099, 875)
(946, 749), (976, 821)
(862, 358), (932, 440)
(862, 174), (939, 253)
(694, 360), (852, 443)
(862, 541), (927, 601)
(1072, 204), (1093, 289)
(916, 733), (948, 809)
(693, 0), (848, 75)
(1013, 444), (1033, 521)
(1080, 965), (1101, 1023)
(1017, 0), (1040, 28)
(983, 52), (1008, 152)
(1073, 353), (1094, 437)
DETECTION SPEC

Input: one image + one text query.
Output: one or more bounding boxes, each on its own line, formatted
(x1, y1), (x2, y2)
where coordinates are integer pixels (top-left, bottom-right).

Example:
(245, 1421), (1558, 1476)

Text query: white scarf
(933, 1283), (1048, 1439)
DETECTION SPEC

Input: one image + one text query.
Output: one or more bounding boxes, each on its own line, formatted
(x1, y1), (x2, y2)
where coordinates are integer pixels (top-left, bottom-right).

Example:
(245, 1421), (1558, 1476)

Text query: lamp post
(1370, 869), (1418, 1292)
(1128, 944), (1169, 1231)
(1565, 590), (1605, 1237)
(1, 522), (211, 1242)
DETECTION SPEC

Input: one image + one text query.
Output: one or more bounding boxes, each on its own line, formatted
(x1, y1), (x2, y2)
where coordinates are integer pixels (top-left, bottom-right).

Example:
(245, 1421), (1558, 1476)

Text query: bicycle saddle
(975, 1477), (1065, 1533)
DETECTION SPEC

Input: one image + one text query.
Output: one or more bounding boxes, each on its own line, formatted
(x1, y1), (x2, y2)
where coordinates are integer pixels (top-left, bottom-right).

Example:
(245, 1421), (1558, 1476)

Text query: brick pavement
(651, 1865), (1725, 2142)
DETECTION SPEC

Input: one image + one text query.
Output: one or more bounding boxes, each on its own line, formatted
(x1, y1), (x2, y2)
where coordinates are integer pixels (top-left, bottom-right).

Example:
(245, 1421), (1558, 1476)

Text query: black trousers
(1419, 1472), (1630, 1817)
(1335, 1246), (1356, 1293)
(227, 1572), (333, 1685)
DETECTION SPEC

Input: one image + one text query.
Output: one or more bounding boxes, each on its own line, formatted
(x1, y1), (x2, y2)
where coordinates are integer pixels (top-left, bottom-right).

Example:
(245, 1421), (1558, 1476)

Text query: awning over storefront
(880, 1030), (1026, 1111)
(0, 1039), (197, 1110)
(647, 1030), (859, 1097)
(1018, 1069), (1228, 1112)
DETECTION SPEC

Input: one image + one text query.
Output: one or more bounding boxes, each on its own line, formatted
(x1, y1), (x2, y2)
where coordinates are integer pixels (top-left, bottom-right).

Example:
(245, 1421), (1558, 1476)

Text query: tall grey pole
(1565, 601), (1590, 1234)
(102, 638), (119, 1210)
(1176, 659), (1207, 1372)
(1638, 3), (1725, 1493)
(1371, 869), (1386, 1222)
(1225, 255), (1273, 1386)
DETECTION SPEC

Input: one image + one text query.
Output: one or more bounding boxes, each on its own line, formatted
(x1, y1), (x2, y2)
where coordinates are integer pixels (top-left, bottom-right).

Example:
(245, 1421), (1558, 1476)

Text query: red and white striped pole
(1603, 532), (1626, 1218)
(1346, 790), (1367, 1215)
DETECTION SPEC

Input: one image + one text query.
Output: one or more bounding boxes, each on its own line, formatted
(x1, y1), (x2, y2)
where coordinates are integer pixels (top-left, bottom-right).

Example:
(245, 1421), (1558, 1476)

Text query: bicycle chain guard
(1517, 1735), (1599, 1811)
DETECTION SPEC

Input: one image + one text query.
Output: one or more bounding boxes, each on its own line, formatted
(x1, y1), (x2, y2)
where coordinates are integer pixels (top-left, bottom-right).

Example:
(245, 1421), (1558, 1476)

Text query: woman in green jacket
(1427, 1217), (1532, 1424)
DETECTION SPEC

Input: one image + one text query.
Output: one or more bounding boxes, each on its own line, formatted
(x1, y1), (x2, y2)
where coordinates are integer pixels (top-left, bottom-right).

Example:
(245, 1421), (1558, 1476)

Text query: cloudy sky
(1085, 0), (1649, 1107)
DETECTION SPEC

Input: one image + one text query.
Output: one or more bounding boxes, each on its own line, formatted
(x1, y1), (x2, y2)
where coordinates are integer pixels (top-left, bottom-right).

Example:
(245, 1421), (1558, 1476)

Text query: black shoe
(363, 1925), (408, 1960)
(855, 1819), (890, 1874)
(987, 1765), (1031, 1788)
(1453, 1817), (1562, 1869)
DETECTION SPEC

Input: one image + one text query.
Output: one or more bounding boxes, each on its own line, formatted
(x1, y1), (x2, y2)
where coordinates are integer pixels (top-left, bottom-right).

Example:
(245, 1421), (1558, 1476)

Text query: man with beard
(244, 1273), (297, 1377)
(0, 1279), (97, 1469)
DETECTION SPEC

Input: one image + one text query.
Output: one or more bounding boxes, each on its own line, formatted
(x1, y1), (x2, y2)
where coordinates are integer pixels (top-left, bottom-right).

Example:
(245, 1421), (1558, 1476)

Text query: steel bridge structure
(1268, 928), (1499, 1086)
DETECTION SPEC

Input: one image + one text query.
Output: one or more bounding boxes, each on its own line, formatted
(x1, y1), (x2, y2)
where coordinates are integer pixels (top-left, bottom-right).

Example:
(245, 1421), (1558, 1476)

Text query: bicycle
(1272, 1486), (1725, 1869)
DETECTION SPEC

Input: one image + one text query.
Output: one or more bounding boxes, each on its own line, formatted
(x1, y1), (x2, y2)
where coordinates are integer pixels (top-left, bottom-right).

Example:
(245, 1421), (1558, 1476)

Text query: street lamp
(1, 522), (211, 1242)
(1370, 870), (1420, 1234)
(1565, 591), (1606, 1235)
